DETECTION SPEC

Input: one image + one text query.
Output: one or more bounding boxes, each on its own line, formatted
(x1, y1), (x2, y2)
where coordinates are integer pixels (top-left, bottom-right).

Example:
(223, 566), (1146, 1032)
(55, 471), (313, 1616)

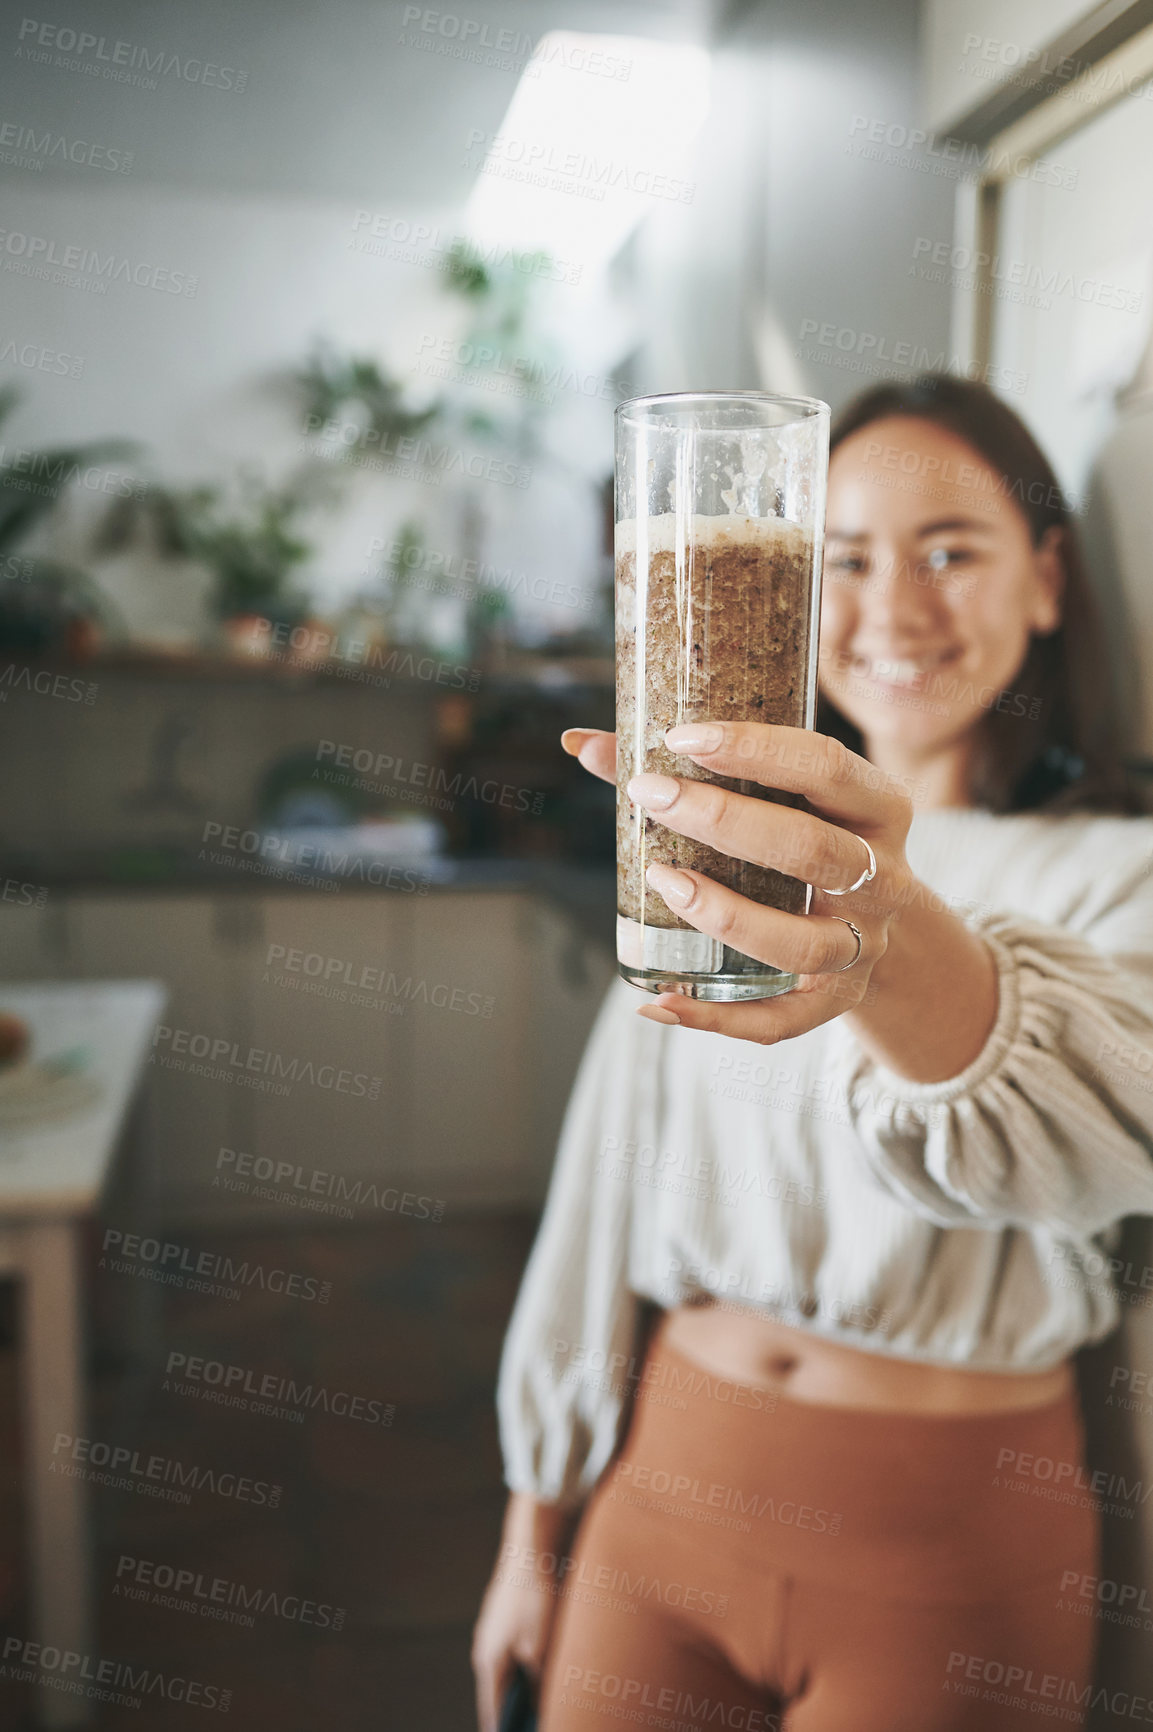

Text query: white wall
(3, 172), (618, 643)
(0, 0), (713, 647)
(920, 0), (1100, 133)
(639, 0), (956, 410)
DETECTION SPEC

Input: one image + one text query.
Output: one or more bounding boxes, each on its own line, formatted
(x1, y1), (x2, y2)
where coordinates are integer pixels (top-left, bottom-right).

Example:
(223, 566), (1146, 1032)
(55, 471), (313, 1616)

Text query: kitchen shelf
(0, 646), (614, 691)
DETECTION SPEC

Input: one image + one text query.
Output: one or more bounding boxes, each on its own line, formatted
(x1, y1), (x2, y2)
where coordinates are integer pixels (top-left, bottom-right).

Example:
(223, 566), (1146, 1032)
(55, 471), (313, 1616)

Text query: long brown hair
(818, 373), (1148, 815)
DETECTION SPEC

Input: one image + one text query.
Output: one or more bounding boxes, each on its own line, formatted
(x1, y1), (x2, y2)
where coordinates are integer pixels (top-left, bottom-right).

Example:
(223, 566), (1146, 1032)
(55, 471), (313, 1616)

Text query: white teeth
(868, 651), (952, 685)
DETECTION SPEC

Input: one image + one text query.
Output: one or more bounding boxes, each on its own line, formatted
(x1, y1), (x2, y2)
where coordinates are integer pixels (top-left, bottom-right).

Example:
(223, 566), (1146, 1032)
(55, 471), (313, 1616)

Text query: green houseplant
(0, 384), (135, 655)
(98, 467), (325, 631)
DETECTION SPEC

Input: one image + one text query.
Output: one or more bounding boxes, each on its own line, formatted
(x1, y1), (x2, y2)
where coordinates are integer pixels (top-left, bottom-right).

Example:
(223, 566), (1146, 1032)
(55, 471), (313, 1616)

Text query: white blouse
(497, 807), (1153, 1509)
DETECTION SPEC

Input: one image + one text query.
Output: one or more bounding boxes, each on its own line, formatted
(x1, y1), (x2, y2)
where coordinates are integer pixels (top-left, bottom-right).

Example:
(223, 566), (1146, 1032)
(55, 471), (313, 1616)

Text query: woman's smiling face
(818, 415), (1064, 768)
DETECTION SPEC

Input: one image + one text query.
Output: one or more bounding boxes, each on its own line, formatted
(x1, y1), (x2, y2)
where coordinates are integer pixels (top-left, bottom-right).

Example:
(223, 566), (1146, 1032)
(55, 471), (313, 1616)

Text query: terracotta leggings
(538, 1330), (1100, 1732)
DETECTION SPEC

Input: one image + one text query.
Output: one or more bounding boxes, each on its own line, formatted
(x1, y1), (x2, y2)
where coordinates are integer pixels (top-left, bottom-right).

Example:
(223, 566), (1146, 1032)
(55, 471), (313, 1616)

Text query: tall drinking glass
(615, 391), (829, 1000)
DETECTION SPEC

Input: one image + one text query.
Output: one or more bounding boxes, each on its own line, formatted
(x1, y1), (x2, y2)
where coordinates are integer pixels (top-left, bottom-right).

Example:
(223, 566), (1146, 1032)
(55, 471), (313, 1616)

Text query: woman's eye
(828, 553), (867, 576)
(925, 546), (972, 568)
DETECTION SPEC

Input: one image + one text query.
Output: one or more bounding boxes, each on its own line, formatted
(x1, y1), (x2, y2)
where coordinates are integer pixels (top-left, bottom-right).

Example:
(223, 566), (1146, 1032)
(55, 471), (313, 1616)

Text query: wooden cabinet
(0, 884), (613, 1219)
(522, 897), (616, 1193)
(406, 891), (533, 1202)
(0, 893), (65, 982)
(64, 896), (248, 1210)
(237, 892), (414, 1195)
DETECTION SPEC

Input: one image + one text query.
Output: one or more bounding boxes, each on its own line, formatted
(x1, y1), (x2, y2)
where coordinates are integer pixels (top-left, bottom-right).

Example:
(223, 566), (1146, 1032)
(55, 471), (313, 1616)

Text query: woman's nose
(858, 549), (947, 635)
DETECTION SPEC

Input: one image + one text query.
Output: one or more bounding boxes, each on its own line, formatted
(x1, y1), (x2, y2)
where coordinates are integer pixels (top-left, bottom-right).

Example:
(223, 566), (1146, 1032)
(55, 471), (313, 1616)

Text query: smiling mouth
(857, 647), (962, 690)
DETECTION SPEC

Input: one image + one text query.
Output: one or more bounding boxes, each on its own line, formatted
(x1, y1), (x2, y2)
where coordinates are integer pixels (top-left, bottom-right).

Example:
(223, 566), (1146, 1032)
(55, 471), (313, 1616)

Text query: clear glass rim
(616, 389), (830, 426)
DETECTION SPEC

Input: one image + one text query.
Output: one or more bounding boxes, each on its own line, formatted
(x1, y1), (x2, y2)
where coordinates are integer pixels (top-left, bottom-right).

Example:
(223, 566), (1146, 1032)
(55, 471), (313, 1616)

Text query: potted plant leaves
(0, 384), (134, 659)
(98, 465), (327, 655)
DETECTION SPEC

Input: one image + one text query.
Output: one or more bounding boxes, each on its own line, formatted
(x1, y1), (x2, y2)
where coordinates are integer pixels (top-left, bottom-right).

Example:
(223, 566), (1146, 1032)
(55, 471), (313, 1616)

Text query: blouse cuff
(849, 913), (1021, 1113)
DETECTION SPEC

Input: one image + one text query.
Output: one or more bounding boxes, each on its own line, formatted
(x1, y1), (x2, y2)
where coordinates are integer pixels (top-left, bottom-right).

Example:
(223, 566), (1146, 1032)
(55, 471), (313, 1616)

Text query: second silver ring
(830, 917), (864, 972)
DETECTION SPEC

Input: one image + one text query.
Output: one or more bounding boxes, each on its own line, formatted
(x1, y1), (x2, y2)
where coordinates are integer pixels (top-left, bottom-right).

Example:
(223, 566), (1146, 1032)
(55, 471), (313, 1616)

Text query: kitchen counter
(0, 851), (617, 949)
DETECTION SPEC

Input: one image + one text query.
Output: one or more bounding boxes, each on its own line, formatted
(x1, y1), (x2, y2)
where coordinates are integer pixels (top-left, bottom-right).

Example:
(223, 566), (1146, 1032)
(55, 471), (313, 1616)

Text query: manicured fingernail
(665, 723), (723, 753)
(646, 862), (696, 908)
(627, 773), (680, 810)
(638, 1004), (681, 1024)
(561, 728), (595, 755)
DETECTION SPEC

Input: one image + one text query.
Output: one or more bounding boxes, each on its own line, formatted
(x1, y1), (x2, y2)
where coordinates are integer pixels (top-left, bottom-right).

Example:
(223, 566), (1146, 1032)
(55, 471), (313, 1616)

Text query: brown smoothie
(616, 512), (815, 936)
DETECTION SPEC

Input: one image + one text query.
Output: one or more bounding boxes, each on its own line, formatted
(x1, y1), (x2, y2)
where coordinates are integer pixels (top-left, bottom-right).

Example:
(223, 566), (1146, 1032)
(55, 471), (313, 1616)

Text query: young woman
(472, 374), (1153, 1731)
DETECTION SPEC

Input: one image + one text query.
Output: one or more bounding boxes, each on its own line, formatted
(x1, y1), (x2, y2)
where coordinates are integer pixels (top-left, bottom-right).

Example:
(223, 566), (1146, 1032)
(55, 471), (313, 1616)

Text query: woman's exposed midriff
(662, 1300), (1075, 1414)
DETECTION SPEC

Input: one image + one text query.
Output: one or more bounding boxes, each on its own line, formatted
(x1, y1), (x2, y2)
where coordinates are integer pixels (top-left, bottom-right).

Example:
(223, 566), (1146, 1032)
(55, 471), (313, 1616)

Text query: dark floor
(0, 1212), (538, 1730)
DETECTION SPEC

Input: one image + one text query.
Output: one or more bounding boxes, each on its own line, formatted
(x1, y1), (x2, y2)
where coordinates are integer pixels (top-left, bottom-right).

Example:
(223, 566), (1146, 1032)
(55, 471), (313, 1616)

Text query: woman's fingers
(636, 982), (859, 1037)
(627, 774), (878, 897)
(663, 722), (912, 829)
(472, 1640), (512, 1732)
(561, 727), (616, 785)
(644, 863), (878, 983)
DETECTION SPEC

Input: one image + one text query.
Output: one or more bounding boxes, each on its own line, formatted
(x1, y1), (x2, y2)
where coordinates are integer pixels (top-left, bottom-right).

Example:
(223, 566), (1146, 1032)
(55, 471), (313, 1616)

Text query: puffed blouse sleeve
(496, 978), (646, 1511)
(839, 845), (1153, 1233)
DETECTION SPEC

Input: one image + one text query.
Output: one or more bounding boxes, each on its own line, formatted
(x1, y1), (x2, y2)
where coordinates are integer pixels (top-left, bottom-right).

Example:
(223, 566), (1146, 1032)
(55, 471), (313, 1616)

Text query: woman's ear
(1029, 524), (1065, 635)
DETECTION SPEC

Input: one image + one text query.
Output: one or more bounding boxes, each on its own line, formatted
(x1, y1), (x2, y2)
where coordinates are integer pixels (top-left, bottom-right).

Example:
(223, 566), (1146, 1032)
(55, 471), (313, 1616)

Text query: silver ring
(824, 833), (877, 897)
(830, 917), (864, 972)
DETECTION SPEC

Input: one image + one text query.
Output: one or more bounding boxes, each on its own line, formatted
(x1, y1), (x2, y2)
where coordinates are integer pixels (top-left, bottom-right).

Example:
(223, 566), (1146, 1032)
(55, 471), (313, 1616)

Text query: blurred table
(0, 981), (166, 1730)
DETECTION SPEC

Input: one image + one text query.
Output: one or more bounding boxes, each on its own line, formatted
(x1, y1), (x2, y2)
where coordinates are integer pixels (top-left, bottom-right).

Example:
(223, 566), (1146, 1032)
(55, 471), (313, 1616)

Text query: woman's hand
(563, 722), (999, 1081)
(472, 1493), (574, 1732)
